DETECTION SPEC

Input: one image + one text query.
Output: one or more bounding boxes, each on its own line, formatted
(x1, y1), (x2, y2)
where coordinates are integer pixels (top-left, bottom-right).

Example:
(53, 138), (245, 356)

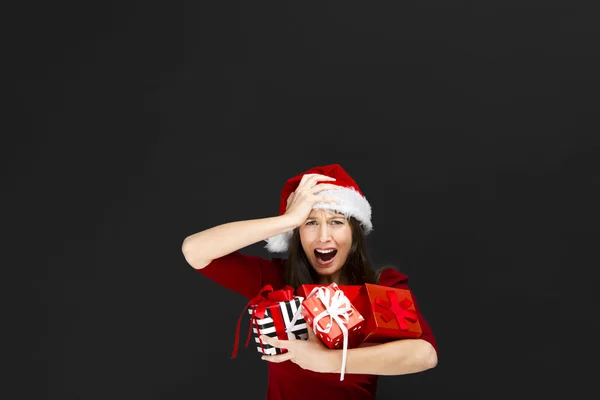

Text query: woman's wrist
(276, 213), (300, 233)
(327, 348), (343, 373)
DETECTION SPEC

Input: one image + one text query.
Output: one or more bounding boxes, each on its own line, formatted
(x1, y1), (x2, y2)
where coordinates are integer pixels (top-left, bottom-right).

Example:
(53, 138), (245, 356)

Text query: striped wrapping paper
(249, 297), (308, 355)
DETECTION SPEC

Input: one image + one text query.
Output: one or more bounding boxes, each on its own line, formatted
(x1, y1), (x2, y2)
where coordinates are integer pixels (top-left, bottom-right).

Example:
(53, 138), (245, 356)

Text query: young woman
(182, 164), (438, 400)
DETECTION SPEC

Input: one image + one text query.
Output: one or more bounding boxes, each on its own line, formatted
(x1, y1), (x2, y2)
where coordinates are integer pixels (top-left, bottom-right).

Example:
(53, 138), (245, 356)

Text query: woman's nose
(318, 225), (332, 242)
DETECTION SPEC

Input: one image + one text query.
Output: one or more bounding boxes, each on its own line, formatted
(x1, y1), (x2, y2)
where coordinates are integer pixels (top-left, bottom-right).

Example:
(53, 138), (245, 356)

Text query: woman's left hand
(259, 326), (340, 373)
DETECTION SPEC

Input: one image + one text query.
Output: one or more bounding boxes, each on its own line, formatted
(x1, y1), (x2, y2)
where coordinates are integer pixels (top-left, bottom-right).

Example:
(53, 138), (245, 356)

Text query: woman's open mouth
(314, 248), (337, 265)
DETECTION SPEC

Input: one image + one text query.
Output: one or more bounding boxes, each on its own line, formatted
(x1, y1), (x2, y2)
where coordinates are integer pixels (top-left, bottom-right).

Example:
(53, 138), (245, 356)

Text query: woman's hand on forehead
(283, 176), (341, 228)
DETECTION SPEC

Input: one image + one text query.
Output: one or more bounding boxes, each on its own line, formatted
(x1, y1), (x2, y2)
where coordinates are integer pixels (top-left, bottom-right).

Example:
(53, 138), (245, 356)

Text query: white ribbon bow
(287, 285), (354, 381)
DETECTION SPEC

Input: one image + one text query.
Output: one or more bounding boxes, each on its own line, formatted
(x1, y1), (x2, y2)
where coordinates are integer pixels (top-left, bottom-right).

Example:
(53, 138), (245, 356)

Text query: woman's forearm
(332, 339), (437, 376)
(181, 215), (297, 269)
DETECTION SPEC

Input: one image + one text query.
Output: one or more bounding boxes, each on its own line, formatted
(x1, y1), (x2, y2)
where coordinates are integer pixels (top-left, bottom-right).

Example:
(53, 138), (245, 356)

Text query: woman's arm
(181, 215), (298, 269)
(181, 175), (341, 269)
(335, 338), (438, 376)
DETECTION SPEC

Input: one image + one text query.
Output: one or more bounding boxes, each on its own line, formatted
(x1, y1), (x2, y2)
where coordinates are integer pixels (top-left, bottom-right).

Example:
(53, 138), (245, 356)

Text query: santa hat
(264, 164), (373, 253)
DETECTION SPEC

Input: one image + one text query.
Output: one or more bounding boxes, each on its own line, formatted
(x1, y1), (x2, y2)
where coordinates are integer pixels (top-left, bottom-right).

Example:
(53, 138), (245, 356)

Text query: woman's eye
(306, 220), (343, 226)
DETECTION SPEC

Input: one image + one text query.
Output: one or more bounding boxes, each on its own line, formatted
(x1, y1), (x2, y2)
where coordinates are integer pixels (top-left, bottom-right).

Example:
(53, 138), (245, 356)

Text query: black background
(9, 1), (599, 399)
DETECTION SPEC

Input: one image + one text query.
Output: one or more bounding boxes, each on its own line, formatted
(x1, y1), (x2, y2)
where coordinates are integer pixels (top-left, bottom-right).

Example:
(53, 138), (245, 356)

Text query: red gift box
(297, 283), (365, 349)
(353, 283), (423, 344)
(291, 282), (365, 381)
(297, 284), (362, 303)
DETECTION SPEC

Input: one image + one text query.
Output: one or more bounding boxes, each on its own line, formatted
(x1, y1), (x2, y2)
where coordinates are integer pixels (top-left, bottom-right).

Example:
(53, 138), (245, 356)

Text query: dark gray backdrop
(9, 1), (598, 399)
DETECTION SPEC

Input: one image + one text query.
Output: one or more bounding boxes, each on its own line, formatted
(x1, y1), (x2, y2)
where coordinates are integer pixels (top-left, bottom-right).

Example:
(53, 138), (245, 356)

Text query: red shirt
(198, 251), (438, 400)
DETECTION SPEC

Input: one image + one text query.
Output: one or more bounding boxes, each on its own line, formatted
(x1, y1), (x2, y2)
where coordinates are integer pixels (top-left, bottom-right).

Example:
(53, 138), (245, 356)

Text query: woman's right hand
(283, 173), (341, 228)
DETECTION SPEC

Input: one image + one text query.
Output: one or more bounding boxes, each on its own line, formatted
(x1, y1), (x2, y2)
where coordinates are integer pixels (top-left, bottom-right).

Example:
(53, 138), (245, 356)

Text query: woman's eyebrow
(307, 214), (345, 220)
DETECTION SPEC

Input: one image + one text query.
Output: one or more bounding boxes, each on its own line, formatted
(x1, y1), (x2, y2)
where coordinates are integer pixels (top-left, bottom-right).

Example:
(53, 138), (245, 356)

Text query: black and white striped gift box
(249, 297), (308, 355)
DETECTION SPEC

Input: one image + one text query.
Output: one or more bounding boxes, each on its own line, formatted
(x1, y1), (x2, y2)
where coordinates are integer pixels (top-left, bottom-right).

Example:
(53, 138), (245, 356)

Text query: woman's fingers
(299, 174), (336, 189)
(260, 334), (291, 350)
(286, 191), (296, 207)
(283, 175), (340, 216)
(262, 351), (295, 363)
(311, 183), (341, 194)
(297, 173), (317, 187)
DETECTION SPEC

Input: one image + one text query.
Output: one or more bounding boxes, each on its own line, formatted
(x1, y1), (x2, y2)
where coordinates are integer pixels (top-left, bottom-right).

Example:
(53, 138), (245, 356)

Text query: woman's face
(299, 209), (353, 281)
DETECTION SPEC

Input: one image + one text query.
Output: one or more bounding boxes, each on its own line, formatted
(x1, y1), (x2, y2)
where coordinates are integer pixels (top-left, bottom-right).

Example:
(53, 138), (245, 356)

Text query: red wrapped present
(297, 284), (362, 303)
(354, 283), (423, 344)
(289, 282), (365, 381)
(231, 284), (308, 358)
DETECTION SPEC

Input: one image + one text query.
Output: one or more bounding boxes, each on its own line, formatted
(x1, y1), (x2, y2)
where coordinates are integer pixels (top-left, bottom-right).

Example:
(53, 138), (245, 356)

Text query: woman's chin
(311, 259), (341, 275)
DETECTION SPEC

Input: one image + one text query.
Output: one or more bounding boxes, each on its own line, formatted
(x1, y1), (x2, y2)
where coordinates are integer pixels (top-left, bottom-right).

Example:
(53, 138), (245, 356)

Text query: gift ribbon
(231, 284), (295, 358)
(373, 290), (417, 330)
(288, 284), (354, 381)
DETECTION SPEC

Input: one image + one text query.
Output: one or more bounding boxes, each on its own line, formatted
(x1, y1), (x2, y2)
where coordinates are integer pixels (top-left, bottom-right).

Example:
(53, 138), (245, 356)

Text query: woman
(181, 164), (438, 400)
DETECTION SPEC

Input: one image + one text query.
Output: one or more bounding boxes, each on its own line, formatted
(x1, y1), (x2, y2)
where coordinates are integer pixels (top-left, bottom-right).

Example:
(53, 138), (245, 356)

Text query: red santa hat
(264, 164), (373, 253)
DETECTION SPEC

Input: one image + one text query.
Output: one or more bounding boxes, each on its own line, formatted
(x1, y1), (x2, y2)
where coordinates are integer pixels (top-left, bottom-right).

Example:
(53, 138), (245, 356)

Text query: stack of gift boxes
(232, 280), (423, 381)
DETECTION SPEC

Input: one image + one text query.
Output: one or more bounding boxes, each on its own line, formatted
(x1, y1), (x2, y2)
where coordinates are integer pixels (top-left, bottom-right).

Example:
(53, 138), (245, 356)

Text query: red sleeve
(378, 268), (438, 356)
(196, 251), (287, 300)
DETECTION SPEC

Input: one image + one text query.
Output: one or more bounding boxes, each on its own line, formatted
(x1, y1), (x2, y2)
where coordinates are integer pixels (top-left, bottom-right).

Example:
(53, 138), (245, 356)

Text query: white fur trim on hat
(264, 230), (294, 253)
(264, 186), (372, 253)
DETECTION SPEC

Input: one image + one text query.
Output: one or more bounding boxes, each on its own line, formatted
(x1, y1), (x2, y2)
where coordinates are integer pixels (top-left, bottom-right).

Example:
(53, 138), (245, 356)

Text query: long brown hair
(283, 217), (386, 288)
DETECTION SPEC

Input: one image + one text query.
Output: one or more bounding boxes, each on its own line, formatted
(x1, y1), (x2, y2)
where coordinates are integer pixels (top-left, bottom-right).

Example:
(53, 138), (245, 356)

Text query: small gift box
(354, 283), (423, 344)
(289, 282), (365, 381)
(231, 285), (308, 358)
